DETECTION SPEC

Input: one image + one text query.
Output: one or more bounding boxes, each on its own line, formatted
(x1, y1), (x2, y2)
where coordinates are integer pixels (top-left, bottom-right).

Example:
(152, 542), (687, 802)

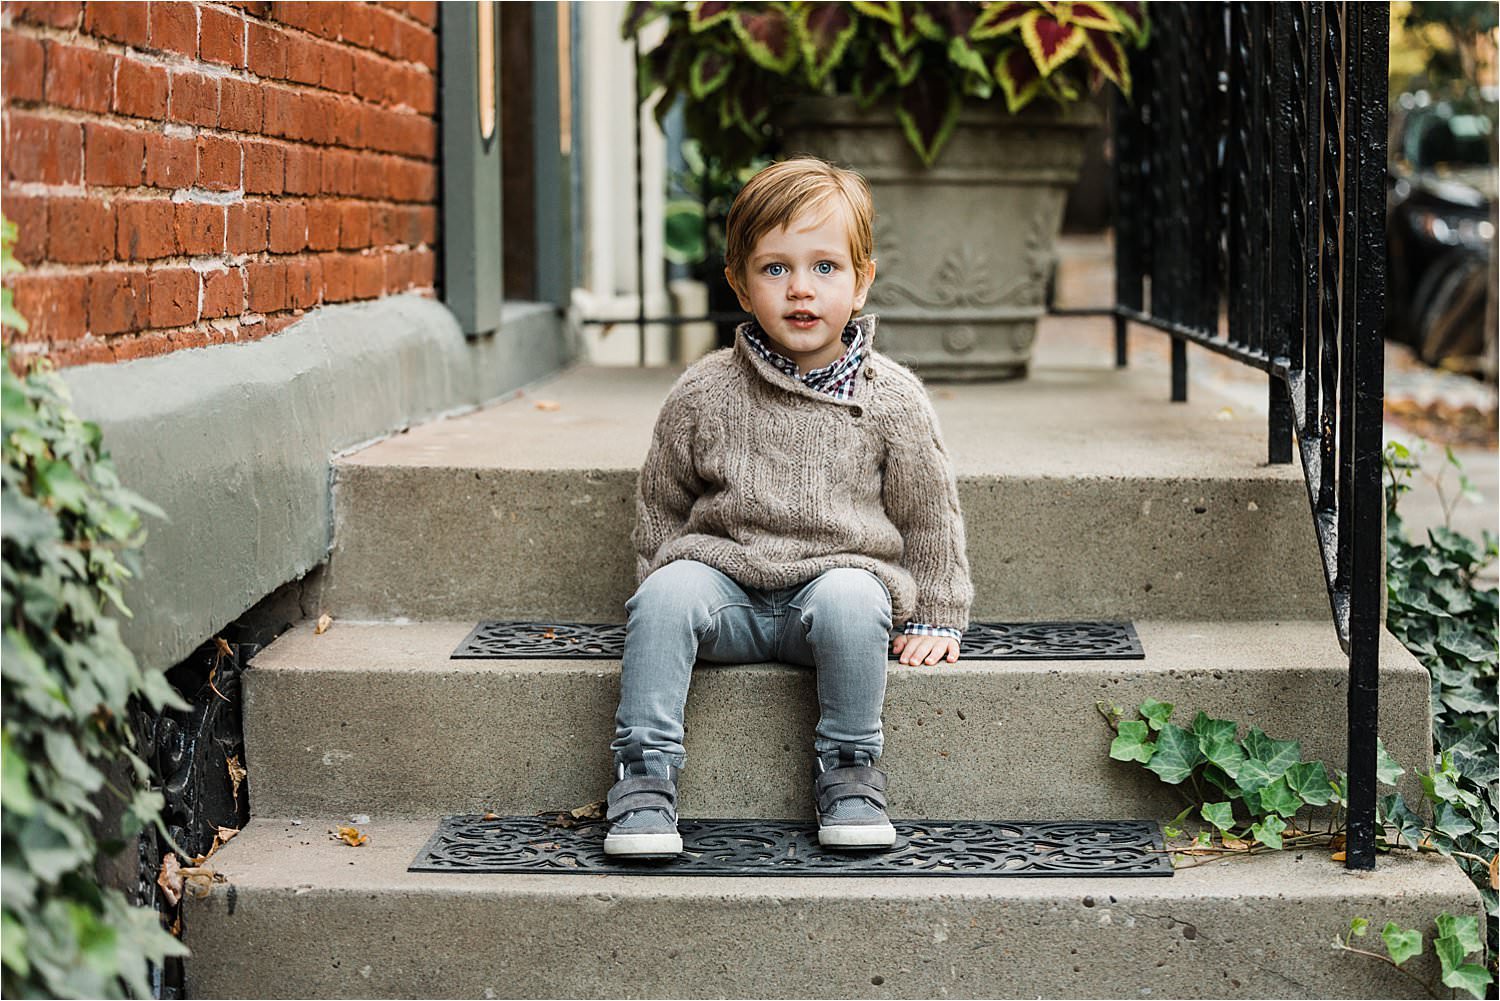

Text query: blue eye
(764, 263), (787, 277)
(815, 261), (835, 275)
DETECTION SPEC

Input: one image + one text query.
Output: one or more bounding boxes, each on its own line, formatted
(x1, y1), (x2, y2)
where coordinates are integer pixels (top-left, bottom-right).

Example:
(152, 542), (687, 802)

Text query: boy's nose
(788, 272), (814, 297)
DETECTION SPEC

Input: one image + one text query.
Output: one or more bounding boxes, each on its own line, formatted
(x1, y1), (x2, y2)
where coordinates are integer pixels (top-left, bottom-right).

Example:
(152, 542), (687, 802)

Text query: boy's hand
(892, 634), (960, 666)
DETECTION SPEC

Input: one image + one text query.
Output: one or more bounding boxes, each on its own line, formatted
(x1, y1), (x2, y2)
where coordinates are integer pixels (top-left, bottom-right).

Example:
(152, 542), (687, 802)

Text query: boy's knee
(804, 568), (892, 631)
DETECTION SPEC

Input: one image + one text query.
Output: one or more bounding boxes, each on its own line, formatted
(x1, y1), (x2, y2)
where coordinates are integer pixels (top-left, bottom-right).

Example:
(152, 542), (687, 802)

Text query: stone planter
(781, 96), (1101, 380)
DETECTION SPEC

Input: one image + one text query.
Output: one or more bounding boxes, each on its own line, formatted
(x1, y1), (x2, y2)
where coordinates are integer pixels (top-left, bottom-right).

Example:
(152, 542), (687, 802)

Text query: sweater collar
(733, 314), (879, 407)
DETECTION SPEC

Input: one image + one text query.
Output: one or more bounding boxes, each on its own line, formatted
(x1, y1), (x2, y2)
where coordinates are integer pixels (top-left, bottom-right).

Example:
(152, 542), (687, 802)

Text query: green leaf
(1, 910), (28, 976)
(1381, 922), (1424, 965)
(1162, 824), (1182, 839)
(1435, 913), (1484, 955)
(1255, 777), (1303, 818)
(1200, 736), (1245, 779)
(1144, 724), (1202, 785)
(1376, 738), (1405, 786)
(1190, 710), (1235, 744)
(1140, 699), (1174, 732)
(2, 728), (37, 817)
(1250, 814), (1287, 849)
(1348, 916), (1370, 938)
(1240, 728), (1301, 779)
(1109, 720), (1154, 764)
(1200, 801), (1235, 833)
(34, 459), (91, 512)
(1283, 761), (1336, 807)
(1378, 793), (1425, 850)
(1439, 961), (1493, 999)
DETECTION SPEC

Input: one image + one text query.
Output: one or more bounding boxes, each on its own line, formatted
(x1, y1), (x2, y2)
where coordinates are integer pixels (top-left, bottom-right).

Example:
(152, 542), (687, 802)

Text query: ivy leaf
(1378, 793), (1425, 850)
(1283, 761), (1335, 807)
(1200, 801), (1235, 833)
(1348, 916), (1370, 938)
(1435, 913), (1484, 955)
(1144, 724), (1202, 785)
(1439, 961), (1493, 1000)
(1240, 728), (1301, 780)
(1255, 777), (1303, 818)
(35, 459), (90, 512)
(1140, 699), (1175, 732)
(1381, 922), (1424, 966)
(1109, 720), (1154, 764)
(1200, 737), (1245, 779)
(2, 728), (36, 817)
(1250, 814), (1287, 849)
(1376, 738), (1405, 786)
(1190, 710), (1235, 744)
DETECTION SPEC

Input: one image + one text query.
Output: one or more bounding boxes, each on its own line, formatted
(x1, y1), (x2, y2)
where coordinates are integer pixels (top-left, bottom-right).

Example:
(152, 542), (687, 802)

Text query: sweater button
(850, 405), (864, 418)
(864, 366), (876, 379)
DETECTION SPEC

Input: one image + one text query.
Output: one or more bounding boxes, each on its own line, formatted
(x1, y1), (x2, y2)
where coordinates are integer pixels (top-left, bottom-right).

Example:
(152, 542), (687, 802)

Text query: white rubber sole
(817, 822), (898, 849)
(603, 830), (683, 856)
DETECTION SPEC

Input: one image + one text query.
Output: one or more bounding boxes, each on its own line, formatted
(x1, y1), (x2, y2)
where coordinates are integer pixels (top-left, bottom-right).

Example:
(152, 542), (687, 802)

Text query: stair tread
(203, 814), (1470, 899)
(336, 358), (1306, 481)
(252, 617), (1421, 676)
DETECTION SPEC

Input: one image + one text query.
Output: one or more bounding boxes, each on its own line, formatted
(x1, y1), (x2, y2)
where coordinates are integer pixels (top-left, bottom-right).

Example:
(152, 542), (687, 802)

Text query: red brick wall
(1, 0), (440, 367)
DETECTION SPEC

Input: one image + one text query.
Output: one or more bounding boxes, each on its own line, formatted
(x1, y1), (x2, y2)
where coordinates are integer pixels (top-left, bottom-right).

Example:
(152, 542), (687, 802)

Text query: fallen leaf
(332, 825), (369, 847)
(170, 912), (182, 937)
(315, 613), (333, 635)
(1220, 838), (1251, 852)
(570, 800), (605, 821)
(1490, 853), (1497, 890)
(226, 755), (247, 803)
(482, 811), (500, 821)
(541, 629), (556, 640)
(1331, 850), (1347, 862)
(534, 400), (561, 412)
(179, 865), (221, 899)
(1328, 833), (1346, 852)
(157, 853), (183, 906)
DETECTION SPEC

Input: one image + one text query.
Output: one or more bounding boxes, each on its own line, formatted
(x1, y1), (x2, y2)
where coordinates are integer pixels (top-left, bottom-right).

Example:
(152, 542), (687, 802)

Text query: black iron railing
(1103, 2), (1389, 869)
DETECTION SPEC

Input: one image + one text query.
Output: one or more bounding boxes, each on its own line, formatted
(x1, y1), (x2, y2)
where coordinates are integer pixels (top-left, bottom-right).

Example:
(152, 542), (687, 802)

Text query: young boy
(604, 157), (973, 857)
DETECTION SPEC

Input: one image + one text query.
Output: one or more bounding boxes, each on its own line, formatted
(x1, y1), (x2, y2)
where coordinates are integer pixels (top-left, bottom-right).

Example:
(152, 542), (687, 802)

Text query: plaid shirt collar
(739, 316), (869, 401)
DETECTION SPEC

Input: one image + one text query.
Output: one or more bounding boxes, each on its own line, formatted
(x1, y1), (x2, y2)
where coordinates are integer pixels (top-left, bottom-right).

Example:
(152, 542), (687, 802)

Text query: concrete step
(181, 814), (1482, 999)
(322, 328), (1331, 623)
(243, 619), (1431, 821)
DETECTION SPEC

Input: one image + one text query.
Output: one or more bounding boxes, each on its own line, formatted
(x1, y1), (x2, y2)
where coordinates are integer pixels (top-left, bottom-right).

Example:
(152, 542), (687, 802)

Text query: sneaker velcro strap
(815, 765), (889, 813)
(606, 775), (677, 822)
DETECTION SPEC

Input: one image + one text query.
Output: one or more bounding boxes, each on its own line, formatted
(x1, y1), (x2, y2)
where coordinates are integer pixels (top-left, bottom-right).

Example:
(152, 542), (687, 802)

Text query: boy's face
(726, 207), (876, 374)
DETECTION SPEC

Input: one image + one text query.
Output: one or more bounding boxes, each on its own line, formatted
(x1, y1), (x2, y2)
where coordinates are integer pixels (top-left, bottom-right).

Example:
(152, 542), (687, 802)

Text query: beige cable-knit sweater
(633, 314), (974, 631)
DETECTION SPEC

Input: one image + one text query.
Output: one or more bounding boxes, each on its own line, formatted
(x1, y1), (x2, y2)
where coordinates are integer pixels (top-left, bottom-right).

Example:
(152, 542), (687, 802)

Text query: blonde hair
(723, 157), (875, 289)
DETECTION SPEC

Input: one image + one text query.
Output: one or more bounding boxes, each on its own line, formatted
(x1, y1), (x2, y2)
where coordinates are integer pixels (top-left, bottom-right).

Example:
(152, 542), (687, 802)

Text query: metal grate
(451, 620), (1143, 661)
(409, 816), (1171, 877)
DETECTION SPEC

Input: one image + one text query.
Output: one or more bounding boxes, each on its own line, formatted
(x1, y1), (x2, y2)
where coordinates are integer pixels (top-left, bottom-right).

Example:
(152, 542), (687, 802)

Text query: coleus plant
(624, 1), (1151, 168)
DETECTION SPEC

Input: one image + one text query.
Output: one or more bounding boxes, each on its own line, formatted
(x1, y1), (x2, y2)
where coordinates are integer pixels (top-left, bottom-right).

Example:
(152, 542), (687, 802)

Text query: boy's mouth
(785, 310), (820, 329)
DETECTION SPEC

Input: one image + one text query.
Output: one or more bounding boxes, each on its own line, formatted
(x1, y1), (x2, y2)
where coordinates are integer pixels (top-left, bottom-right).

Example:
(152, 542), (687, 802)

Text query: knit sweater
(633, 313), (974, 631)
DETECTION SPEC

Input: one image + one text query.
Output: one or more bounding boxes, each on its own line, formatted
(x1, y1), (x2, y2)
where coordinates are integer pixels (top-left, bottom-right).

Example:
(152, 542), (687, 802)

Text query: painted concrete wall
(61, 293), (573, 672)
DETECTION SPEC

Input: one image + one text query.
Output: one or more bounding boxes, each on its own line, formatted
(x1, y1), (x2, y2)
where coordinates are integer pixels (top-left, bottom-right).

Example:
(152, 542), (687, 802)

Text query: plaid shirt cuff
(902, 622), (963, 641)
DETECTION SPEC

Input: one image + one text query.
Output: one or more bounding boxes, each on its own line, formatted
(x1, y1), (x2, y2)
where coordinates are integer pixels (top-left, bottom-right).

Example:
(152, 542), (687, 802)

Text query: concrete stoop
(241, 619), (1433, 822)
(184, 321), (1485, 997)
(322, 359), (1332, 624)
(181, 817), (1475, 1000)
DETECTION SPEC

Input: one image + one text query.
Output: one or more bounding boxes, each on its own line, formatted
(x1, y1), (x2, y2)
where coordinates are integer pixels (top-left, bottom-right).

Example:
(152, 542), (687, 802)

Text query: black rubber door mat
(409, 816), (1171, 877)
(451, 621), (1144, 660)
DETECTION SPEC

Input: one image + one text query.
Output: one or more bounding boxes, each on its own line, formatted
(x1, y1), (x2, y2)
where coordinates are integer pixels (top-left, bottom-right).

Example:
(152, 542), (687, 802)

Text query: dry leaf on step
(1330, 850), (1347, 862)
(534, 400), (561, 412)
(332, 825), (369, 847)
(315, 613), (333, 635)
(226, 755), (247, 802)
(157, 853), (184, 906)
(483, 812), (500, 821)
(180, 865), (222, 898)
(1220, 837), (1250, 851)
(1490, 853), (1498, 890)
(570, 801), (605, 821)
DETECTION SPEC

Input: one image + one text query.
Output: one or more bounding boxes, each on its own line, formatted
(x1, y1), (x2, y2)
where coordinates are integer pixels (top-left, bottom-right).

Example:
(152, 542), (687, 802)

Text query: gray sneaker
(603, 759), (683, 857)
(813, 749), (897, 849)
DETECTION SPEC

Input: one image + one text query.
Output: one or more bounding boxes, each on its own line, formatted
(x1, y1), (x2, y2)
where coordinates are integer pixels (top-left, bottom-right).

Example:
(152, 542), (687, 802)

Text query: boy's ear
(724, 267), (753, 311)
(852, 258), (878, 310)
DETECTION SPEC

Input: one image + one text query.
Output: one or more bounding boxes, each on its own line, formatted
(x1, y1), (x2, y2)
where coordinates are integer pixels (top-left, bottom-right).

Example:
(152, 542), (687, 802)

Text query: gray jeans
(611, 559), (893, 771)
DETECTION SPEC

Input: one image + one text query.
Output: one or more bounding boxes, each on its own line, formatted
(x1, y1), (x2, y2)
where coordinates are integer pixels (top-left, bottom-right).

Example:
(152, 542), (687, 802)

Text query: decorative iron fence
(1105, 1), (1389, 869)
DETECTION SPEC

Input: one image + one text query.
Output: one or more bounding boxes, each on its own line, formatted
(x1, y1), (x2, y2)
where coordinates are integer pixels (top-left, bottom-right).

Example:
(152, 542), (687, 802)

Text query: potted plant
(627, 1), (1150, 379)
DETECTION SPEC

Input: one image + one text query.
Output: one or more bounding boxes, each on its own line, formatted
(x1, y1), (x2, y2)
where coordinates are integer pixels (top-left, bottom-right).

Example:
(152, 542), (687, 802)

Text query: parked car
(1386, 89), (1497, 373)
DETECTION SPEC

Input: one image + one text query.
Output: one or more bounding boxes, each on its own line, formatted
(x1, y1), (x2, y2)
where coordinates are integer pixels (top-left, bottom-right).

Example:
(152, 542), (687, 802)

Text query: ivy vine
(2, 215), (189, 996)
